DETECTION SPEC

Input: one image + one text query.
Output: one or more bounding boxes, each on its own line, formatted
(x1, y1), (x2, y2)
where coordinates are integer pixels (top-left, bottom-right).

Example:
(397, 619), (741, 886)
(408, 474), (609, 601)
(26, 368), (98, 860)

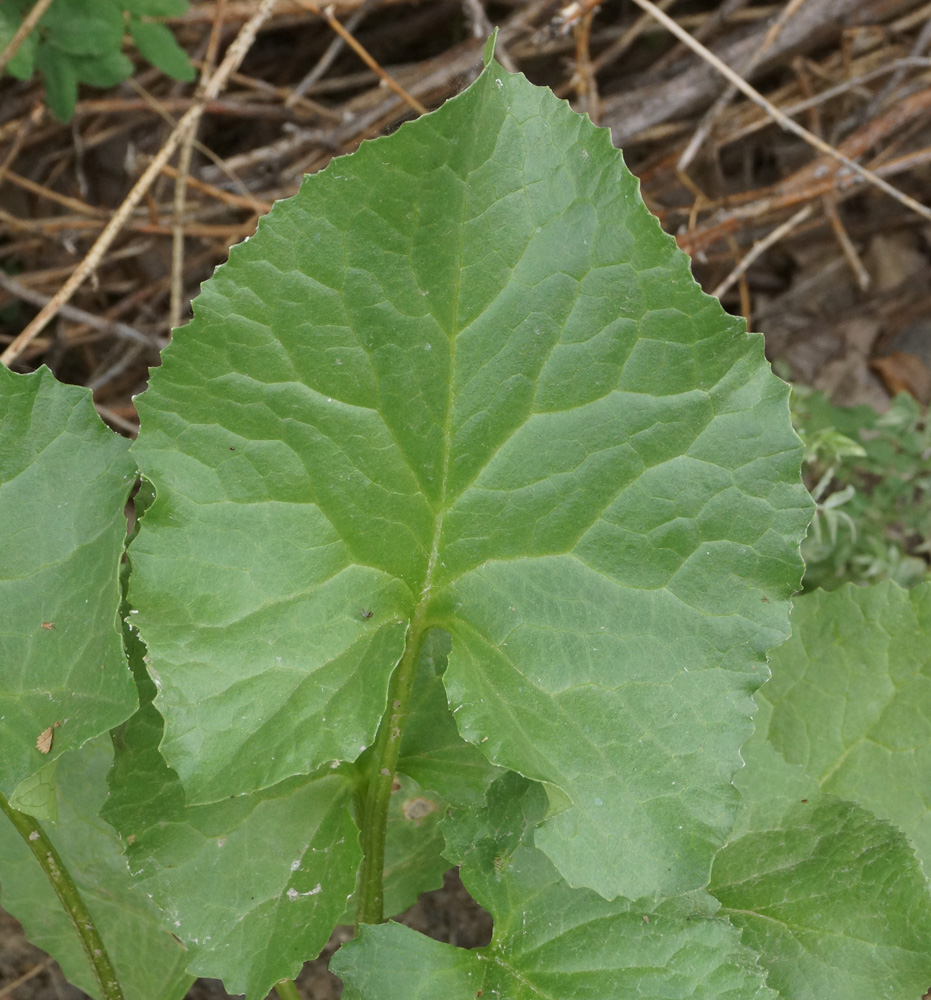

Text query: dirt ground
(2, 0), (931, 997)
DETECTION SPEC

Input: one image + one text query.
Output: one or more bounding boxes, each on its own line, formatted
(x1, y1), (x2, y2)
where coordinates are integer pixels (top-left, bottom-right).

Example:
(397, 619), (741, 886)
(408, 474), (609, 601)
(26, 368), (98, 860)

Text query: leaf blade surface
(763, 580), (931, 872)
(104, 630), (361, 1000)
(0, 365), (136, 798)
(334, 774), (777, 1000)
(711, 715), (931, 1000)
(130, 57), (812, 900)
(0, 738), (192, 1000)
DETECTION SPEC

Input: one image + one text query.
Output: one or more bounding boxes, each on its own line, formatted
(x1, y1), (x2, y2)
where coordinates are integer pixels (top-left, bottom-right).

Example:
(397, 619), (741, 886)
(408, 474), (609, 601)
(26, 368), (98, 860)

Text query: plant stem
(274, 979), (301, 1000)
(0, 791), (125, 1000)
(353, 613), (428, 928)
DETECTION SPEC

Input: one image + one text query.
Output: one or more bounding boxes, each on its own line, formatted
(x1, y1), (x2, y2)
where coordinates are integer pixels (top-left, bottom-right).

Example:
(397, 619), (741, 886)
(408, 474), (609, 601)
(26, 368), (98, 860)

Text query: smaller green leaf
(336, 923), (478, 1000)
(41, 0), (124, 56)
(0, 739), (192, 1000)
(335, 773), (776, 1000)
(104, 628), (362, 1000)
(35, 46), (79, 122)
(763, 581), (931, 873)
(0, 365), (137, 796)
(381, 776), (448, 919)
(397, 628), (501, 806)
(0, 2), (37, 78)
(72, 50), (134, 88)
(711, 711), (931, 1000)
(129, 19), (195, 82)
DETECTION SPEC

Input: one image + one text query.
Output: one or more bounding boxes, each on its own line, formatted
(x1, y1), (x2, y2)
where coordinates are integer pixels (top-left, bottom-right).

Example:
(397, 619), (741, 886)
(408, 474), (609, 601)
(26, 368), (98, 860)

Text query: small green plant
(2, 42), (930, 1000)
(793, 385), (931, 590)
(0, 0), (194, 122)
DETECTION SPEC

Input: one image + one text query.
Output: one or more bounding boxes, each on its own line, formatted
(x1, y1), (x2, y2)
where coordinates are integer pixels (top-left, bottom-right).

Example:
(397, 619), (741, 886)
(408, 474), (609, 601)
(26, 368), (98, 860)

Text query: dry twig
(628, 0), (931, 227)
(293, 0), (428, 116)
(1, 0), (280, 366)
(677, 0), (808, 171)
(171, 0), (228, 331)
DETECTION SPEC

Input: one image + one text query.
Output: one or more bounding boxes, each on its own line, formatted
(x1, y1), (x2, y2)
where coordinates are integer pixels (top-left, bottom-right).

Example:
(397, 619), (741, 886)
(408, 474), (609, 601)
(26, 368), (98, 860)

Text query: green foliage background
(0, 0), (193, 121)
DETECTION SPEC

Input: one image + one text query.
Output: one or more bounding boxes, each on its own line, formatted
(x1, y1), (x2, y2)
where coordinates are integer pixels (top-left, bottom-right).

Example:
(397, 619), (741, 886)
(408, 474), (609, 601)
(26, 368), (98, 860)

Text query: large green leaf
(129, 48), (812, 901)
(711, 709), (931, 1000)
(0, 365), (137, 799)
(334, 773), (777, 1000)
(762, 580), (931, 873)
(0, 738), (192, 1000)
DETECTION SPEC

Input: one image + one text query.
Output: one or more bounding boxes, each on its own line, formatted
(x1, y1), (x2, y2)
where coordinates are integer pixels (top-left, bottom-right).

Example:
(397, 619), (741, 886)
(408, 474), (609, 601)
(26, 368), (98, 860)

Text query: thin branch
(823, 196), (870, 291)
(288, 0), (373, 106)
(0, 271), (161, 350)
(0, 956), (54, 999)
(171, 0), (228, 331)
(712, 204), (813, 299)
(126, 77), (266, 213)
(627, 0), (931, 227)
(722, 59), (931, 147)
(1, 0), (279, 367)
(294, 0), (428, 116)
(678, 0), (808, 171)
(861, 15), (931, 121)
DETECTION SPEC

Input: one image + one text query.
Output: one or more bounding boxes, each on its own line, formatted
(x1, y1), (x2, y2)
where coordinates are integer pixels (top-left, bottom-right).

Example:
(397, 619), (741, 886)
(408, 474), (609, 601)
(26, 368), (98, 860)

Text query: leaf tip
(482, 29), (499, 68)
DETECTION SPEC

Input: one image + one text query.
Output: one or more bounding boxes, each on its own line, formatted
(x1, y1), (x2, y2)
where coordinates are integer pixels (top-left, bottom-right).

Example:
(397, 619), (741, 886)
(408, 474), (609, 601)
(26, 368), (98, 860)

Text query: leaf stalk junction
(353, 604), (430, 928)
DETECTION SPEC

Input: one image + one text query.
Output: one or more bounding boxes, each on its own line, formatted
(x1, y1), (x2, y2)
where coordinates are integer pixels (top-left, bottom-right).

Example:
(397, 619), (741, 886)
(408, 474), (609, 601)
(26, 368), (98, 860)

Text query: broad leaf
(711, 710), (931, 1000)
(129, 48), (812, 901)
(0, 738), (191, 1000)
(0, 365), (136, 799)
(334, 774), (776, 1000)
(763, 580), (931, 872)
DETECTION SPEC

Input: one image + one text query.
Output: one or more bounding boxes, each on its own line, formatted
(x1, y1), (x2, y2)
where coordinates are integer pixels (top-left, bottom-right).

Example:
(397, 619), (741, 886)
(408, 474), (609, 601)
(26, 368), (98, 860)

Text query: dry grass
(1, 0), (930, 426)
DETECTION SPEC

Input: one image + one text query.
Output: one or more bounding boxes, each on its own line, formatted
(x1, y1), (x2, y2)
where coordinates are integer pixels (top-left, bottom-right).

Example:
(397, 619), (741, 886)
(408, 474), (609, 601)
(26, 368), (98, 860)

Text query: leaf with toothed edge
(127, 37), (811, 910)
